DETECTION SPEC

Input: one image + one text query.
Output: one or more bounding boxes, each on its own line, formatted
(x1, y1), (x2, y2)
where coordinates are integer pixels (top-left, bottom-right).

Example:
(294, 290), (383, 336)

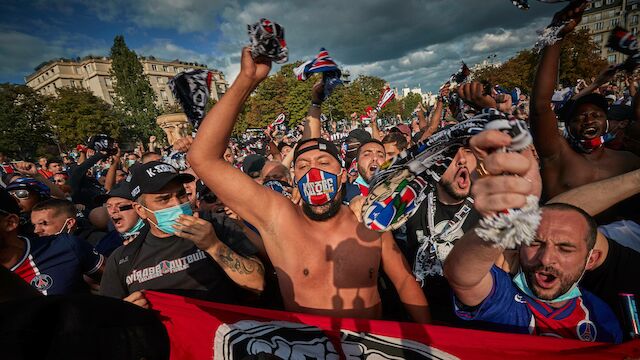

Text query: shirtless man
(530, 2), (640, 200)
(188, 48), (429, 322)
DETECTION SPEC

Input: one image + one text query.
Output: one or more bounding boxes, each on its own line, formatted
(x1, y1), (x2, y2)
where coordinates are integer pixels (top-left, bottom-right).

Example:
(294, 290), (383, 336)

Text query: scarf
(248, 18), (288, 64)
(375, 86), (395, 112)
(168, 69), (212, 130)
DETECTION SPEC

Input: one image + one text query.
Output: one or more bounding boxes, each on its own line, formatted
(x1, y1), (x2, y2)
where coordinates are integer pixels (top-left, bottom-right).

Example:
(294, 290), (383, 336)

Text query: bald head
(260, 161), (291, 184)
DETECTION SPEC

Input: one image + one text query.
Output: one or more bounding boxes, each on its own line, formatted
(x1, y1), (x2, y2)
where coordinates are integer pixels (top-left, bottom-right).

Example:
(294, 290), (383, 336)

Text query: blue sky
(0, 0), (565, 92)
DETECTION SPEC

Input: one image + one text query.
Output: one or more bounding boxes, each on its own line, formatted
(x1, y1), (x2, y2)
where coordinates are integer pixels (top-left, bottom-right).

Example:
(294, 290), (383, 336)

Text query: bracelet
(311, 102), (322, 108)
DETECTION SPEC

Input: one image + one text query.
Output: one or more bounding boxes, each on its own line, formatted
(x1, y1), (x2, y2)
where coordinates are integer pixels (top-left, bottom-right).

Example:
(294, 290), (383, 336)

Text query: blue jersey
(11, 234), (104, 295)
(455, 266), (622, 344)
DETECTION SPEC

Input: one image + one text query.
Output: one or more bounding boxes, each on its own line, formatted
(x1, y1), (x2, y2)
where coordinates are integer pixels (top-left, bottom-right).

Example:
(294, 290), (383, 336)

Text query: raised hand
(457, 82), (497, 110)
(14, 161), (37, 176)
(553, 0), (588, 38)
(311, 80), (324, 105)
(240, 47), (272, 86)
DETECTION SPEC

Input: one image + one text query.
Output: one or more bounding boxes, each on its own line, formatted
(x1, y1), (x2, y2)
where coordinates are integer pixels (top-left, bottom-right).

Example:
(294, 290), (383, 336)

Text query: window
(151, 64), (158, 71)
(105, 78), (112, 88)
(610, 18), (620, 27)
(162, 65), (168, 72)
(160, 90), (168, 101)
(594, 13), (602, 21)
(633, 15), (639, 25)
(633, 27), (638, 35)
(594, 0), (602, 7)
(608, 54), (617, 63)
(593, 34), (603, 43)
(605, 0), (614, 4)
(595, 22), (604, 30)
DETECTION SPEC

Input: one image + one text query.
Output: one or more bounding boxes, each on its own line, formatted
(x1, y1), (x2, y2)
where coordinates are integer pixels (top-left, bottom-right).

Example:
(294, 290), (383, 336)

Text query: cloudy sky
(0, 0), (567, 92)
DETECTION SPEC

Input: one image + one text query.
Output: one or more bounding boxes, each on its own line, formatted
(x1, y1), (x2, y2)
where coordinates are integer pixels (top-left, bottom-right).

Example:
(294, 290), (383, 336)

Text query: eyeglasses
(575, 111), (605, 121)
(104, 204), (134, 212)
(9, 190), (30, 199)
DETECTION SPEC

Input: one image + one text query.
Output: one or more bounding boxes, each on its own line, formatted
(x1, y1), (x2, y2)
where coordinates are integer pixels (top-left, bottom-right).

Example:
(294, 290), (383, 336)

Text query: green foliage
(46, 87), (121, 149)
(473, 29), (607, 93)
(110, 35), (160, 143)
(402, 92), (423, 119)
(0, 84), (53, 160)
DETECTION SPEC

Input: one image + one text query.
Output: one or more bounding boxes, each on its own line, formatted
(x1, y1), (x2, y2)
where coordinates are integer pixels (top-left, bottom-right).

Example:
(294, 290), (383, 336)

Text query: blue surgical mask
(142, 202), (193, 235)
(512, 249), (592, 304)
(120, 218), (145, 240)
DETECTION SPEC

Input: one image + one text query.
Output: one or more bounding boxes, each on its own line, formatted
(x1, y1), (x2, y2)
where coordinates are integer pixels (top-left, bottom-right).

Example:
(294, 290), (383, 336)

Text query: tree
(474, 29), (607, 94)
(110, 35), (160, 143)
(0, 84), (53, 160)
(46, 87), (121, 149)
(402, 92), (423, 119)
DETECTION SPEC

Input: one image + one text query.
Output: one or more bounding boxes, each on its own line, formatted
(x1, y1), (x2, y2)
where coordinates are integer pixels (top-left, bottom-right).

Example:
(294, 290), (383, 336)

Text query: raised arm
(530, 3), (586, 159)
(104, 146), (122, 191)
(370, 111), (384, 141)
(302, 81), (324, 140)
(188, 48), (290, 235)
(444, 130), (540, 307)
(547, 168), (640, 216)
(381, 232), (431, 323)
(572, 65), (616, 100)
(416, 103), (428, 131)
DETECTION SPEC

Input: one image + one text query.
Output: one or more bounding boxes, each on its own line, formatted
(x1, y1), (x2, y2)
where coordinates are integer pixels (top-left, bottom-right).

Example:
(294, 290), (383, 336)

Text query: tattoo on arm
(216, 247), (265, 275)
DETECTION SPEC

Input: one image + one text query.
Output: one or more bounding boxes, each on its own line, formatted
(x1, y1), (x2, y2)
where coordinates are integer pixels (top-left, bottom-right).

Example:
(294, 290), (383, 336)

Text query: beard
(522, 263), (584, 301)
(439, 178), (470, 202)
(302, 188), (344, 222)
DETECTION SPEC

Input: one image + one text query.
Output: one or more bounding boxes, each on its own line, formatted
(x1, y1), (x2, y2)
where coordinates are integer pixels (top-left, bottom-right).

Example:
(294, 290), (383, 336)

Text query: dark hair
(542, 203), (597, 250)
(382, 132), (408, 152)
(356, 139), (385, 160)
(141, 152), (161, 163)
(32, 198), (77, 219)
(277, 142), (293, 152)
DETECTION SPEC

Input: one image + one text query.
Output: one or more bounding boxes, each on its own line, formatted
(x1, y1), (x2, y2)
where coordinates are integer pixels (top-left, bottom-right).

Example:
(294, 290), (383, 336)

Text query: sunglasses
(9, 189), (30, 199)
(104, 204), (134, 212)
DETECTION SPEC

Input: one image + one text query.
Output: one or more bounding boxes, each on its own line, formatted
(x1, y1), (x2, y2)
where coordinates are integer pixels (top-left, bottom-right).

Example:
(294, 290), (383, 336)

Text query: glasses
(575, 111), (605, 121)
(104, 204), (134, 212)
(9, 190), (30, 199)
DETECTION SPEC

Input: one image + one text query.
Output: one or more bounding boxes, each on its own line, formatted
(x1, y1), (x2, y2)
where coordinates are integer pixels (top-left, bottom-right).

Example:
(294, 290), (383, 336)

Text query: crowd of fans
(2, 2), (640, 356)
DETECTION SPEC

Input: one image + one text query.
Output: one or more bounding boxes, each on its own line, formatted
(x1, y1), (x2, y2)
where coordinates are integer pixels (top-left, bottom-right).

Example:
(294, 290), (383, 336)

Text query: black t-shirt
(100, 227), (256, 304)
(404, 193), (479, 323)
(581, 237), (640, 338)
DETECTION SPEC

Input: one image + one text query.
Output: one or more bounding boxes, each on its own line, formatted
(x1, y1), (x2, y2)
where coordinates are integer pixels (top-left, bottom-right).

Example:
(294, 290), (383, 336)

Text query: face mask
(142, 202), (193, 235)
(56, 218), (72, 235)
(296, 168), (341, 206)
(513, 249), (593, 304)
(126, 160), (137, 167)
(566, 120), (615, 153)
(120, 218), (145, 240)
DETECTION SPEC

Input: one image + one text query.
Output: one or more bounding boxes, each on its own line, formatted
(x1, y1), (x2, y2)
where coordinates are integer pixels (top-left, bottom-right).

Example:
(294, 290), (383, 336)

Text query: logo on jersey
(577, 320), (597, 342)
(514, 294), (527, 304)
(31, 274), (53, 291)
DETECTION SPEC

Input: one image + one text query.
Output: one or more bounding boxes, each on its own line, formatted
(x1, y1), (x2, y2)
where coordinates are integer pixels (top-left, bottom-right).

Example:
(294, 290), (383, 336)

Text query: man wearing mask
(1, 188), (104, 295)
(31, 198), (106, 246)
(353, 139), (386, 197)
(94, 182), (145, 256)
(188, 48), (430, 322)
(444, 129), (622, 343)
(99, 161), (265, 308)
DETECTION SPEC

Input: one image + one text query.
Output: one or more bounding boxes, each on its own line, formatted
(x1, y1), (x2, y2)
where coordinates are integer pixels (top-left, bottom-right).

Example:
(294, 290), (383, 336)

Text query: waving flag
(450, 62), (471, 85)
(375, 86), (395, 112)
(273, 113), (286, 126)
(606, 27), (640, 73)
(168, 69), (212, 130)
(293, 48), (343, 100)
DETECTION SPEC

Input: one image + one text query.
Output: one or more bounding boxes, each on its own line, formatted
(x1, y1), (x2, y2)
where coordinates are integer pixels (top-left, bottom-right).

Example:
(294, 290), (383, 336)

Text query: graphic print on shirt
(126, 249), (208, 285)
(413, 220), (465, 278)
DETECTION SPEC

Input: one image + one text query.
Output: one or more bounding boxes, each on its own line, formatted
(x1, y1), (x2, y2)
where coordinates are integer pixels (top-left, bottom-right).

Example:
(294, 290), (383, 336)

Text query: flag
(145, 291), (640, 360)
(375, 87), (395, 112)
(293, 48), (343, 100)
(248, 18), (288, 64)
(273, 113), (286, 126)
(168, 69), (212, 130)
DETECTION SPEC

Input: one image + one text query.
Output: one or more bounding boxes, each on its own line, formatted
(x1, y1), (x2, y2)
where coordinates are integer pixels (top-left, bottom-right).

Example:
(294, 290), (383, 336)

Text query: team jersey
(11, 234), (104, 295)
(455, 266), (622, 344)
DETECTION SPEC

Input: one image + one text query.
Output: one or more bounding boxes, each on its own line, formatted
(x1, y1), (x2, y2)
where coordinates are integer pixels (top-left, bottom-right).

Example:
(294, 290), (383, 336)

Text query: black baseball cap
(293, 138), (342, 166)
(242, 154), (266, 178)
(560, 93), (608, 121)
(94, 182), (134, 204)
(128, 161), (195, 199)
(0, 187), (20, 215)
(608, 104), (633, 122)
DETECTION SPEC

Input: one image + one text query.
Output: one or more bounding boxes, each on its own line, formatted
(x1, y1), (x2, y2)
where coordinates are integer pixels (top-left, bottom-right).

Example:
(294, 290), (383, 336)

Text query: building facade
(580, 0), (640, 64)
(25, 56), (228, 107)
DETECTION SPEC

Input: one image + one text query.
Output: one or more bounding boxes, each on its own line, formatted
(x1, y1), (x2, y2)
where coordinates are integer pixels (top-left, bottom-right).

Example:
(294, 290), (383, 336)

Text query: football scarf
(607, 27), (640, 73)
(297, 168), (340, 206)
(168, 69), (212, 131)
(376, 86), (395, 112)
(264, 179), (293, 199)
(248, 18), (288, 64)
(293, 48), (343, 100)
(361, 114), (491, 232)
(533, 0), (591, 52)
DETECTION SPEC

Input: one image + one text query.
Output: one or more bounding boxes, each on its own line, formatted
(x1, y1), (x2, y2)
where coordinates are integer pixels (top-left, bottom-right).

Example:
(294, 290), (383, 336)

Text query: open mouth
(456, 168), (470, 188)
(534, 271), (558, 289)
(369, 163), (379, 173)
(581, 125), (599, 139)
(111, 216), (123, 228)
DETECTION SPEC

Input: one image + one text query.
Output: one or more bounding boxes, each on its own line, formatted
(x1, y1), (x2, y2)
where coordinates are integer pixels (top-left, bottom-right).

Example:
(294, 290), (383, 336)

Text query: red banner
(145, 291), (640, 360)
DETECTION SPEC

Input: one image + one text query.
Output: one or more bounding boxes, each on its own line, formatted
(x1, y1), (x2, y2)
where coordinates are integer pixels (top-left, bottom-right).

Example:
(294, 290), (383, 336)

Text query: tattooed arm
(173, 213), (265, 293)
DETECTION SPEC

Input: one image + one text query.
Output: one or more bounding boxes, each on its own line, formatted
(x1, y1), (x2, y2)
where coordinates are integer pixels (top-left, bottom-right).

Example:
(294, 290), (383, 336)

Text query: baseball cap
(560, 93), (608, 121)
(608, 104), (633, 122)
(293, 138), (342, 166)
(242, 154), (267, 178)
(391, 124), (411, 137)
(128, 161), (195, 199)
(0, 187), (20, 215)
(94, 182), (134, 204)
